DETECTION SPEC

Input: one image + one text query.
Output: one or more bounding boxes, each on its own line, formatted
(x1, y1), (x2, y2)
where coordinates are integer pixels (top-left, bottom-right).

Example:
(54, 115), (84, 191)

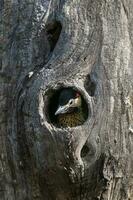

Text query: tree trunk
(1, 0), (133, 199)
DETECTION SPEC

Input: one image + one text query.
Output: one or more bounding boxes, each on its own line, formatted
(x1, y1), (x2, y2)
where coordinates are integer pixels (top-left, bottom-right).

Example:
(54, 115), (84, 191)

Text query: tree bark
(1, 0), (133, 199)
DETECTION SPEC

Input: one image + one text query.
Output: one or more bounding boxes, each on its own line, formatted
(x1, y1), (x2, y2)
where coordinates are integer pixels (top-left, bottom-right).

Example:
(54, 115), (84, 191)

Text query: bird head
(55, 89), (81, 115)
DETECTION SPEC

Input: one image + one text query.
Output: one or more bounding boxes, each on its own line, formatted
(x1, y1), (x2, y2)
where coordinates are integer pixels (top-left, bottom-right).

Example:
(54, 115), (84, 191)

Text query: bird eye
(69, 99), (73, 105)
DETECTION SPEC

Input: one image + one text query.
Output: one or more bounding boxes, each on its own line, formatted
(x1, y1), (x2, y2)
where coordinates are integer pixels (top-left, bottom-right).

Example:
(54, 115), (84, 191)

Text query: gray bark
(0, 0), (133, 199)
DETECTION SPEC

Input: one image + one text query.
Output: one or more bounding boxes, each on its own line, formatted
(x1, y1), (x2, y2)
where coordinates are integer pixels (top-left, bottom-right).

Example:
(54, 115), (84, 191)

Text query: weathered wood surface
(0, 0), (133, 199)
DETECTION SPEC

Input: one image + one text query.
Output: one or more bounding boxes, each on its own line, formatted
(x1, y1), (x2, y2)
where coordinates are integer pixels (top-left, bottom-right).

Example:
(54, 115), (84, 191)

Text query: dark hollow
(81, 144), (90, 158)
(84, 74), (96, 96)
(46, 20), (62, 52)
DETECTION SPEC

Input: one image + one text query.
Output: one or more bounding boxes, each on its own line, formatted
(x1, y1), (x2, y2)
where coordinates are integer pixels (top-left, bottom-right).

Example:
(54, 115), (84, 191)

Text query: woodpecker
(55, 88), (85, 127)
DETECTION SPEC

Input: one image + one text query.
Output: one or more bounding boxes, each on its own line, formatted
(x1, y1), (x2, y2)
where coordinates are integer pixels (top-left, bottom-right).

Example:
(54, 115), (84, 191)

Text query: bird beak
(55, 105), (68, 115)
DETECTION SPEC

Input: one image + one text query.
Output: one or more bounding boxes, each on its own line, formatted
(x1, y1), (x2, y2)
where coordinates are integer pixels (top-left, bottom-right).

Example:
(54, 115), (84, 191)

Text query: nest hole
(46, 20), (62, 52)
(45, 87), (89, 128)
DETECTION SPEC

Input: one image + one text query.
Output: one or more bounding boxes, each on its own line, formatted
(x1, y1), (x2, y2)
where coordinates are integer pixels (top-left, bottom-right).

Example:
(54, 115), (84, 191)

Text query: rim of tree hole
(44, 85), (89, 128)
